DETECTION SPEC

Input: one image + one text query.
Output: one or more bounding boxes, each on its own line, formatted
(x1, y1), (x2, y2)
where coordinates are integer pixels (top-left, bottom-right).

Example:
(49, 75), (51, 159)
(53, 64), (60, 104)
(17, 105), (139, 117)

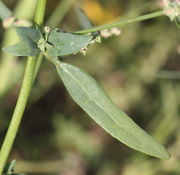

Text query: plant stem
(75, 10), (164, 34)
(33, 53), (44, 82)
(34, 0), (77, 81)
(0, 0), (47, 174)
(0, 0), (37, 97)
(43, 52), (60, 67)
(0, 1), (12, 20)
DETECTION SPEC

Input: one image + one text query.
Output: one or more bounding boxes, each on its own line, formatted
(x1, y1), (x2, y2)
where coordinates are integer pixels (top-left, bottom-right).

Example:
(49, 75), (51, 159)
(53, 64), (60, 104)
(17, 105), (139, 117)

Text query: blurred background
(0, 0), (180, 174)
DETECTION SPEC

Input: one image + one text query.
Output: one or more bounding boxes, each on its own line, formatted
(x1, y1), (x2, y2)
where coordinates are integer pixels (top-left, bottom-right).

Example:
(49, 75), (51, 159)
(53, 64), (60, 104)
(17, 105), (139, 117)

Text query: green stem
(0, 1), (12, 20)
(34, 0), (76, 81)
(75, 10), (164, 34)
(0, 0), (47, 174)
(43, 52), (60, 66)
(33, 53), (43, 82)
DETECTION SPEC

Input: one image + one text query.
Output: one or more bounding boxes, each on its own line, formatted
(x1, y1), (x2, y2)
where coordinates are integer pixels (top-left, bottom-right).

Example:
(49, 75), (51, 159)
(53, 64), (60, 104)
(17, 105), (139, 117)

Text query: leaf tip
(159, 149), (171, 160)
(150, 144), (170, 160)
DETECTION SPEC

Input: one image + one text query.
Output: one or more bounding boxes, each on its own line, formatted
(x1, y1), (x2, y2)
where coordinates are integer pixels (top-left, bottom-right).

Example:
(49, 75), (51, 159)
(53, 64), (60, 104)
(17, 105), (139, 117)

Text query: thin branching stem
(34, 0), (77, 81)
(0, 0), (47, 174)
(75, 10), (164, 34)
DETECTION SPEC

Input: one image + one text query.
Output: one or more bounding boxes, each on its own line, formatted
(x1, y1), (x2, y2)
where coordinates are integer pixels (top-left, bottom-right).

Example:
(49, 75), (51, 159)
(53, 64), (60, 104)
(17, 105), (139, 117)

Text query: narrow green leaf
(2, 27), (41, 56)
(47, 29), (93, 57)
(3, 42), (39, 56)
(16, 27), (42, 43)
(75, 8), (94, 29)
(56, 62), (170, 159)
(15, 27), (41, 50)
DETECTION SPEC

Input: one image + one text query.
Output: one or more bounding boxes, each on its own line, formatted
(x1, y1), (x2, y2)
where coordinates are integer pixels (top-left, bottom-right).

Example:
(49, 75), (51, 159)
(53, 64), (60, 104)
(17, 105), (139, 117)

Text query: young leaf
(15, 27), (41, 51)
(16, 27), (42, 43)
(3, 42), (39, 56)
(46, 29), (93, 57)
(56, 62), (170, 159)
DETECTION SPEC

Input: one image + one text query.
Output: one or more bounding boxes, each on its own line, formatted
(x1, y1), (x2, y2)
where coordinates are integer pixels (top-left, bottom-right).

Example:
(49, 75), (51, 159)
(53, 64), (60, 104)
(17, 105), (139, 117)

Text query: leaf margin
(56, 62), (170, 159)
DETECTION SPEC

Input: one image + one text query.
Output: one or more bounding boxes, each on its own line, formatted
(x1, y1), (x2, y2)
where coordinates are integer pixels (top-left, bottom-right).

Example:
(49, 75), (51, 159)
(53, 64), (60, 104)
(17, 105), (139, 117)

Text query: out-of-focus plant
(0, 0), (179, 174)
(162, 0), (180, 26)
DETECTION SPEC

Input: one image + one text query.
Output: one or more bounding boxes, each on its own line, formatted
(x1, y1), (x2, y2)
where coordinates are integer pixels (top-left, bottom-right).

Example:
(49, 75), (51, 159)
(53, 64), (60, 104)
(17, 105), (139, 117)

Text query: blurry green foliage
(0, 0), (180, 175)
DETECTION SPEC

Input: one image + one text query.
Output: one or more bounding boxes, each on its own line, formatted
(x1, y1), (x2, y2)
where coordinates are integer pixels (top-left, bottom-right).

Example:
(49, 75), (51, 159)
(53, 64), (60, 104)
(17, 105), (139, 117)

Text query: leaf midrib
(61, 64), (142, 146)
